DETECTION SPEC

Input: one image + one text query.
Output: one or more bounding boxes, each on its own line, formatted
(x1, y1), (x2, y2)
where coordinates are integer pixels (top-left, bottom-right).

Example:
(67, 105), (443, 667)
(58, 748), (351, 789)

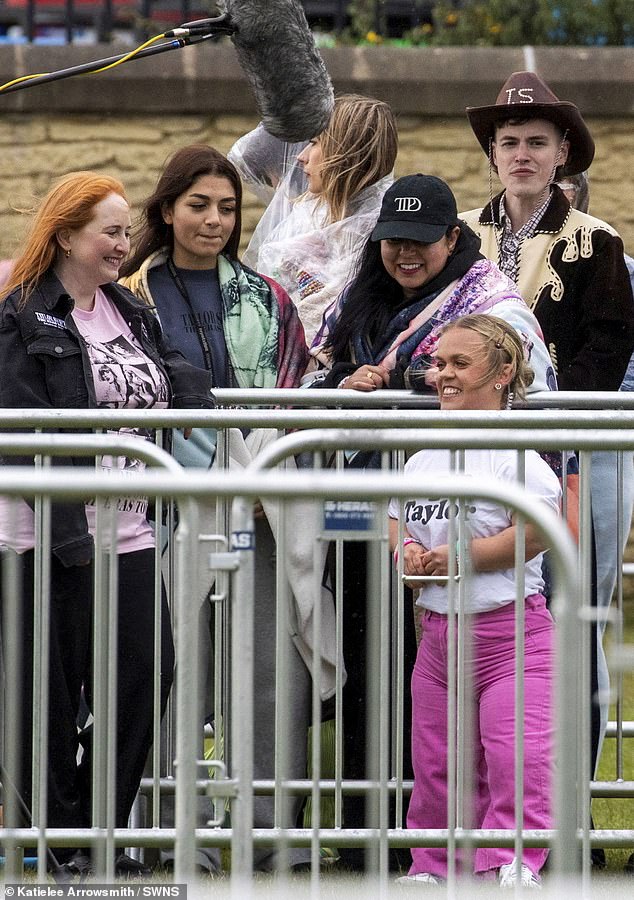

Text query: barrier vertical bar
(392, 451), (406, 836)
(309, 520), (324, 884)
(33, 474), (51, 882)
(446, 451), (458, 890)
(378, 497), (391, 888)
(514, 452), (527, 880)
(230, 496), (255, 890)
(551, 466), (584, 885)
(615, 451), (625, 782)
(106, 505), (119, 877)
(2, 529), (23, 881)
(174, 499), (201, 880)
(150, 430), (167, 838)
(579, 450), (593, 883)
(455, 450), (475, 877)
(273, 495), (292, 876)
(334, 525), (345, 833)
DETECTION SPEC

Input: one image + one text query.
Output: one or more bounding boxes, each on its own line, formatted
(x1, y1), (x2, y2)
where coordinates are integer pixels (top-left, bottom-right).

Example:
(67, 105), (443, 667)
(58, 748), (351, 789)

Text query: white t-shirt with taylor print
(388, 448), (561, 614)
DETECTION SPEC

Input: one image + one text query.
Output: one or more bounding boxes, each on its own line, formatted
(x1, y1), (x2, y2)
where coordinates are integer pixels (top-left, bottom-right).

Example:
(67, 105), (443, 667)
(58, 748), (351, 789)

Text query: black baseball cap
(371, 174), (458, 244)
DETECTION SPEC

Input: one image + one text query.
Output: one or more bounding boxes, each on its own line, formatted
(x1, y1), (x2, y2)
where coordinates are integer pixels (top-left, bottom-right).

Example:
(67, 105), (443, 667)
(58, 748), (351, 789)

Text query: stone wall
(1, 112), (633, 259)
(0, 43), (632, 257)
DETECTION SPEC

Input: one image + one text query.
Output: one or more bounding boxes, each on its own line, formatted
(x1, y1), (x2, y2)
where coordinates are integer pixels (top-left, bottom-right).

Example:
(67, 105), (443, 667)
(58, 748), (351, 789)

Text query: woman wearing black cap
(312, 173), (553, 392)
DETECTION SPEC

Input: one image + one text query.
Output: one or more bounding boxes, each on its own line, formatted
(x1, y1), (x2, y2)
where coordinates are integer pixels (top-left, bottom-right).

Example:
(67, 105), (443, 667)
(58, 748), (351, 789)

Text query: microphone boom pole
(0, 16), (235, 96)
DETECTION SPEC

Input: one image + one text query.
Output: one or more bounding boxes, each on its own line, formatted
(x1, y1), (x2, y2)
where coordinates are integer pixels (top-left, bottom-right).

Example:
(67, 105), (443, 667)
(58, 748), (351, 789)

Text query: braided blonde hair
(440, 314), (534, 403)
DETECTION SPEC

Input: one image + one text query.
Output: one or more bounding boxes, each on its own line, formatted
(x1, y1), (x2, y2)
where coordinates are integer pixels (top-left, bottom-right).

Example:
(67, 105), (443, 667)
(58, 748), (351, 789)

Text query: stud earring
(494, 383), (502, 391)
(65, 248), (71, 259)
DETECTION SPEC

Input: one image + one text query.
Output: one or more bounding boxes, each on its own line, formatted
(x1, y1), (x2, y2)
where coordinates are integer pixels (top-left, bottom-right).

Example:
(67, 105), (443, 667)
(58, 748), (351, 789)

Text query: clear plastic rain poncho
(228, 123), (392, 347)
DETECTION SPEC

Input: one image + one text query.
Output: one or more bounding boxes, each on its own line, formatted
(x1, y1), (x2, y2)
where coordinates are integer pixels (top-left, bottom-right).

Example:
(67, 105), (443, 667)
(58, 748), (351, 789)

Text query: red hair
(2, 171), (127, 306)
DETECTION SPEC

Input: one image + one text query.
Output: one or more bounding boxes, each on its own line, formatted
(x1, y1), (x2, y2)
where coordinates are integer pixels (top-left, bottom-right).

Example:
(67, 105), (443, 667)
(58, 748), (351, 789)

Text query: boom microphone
(218, 0), (334, 142)
(172, 15), (235, 37)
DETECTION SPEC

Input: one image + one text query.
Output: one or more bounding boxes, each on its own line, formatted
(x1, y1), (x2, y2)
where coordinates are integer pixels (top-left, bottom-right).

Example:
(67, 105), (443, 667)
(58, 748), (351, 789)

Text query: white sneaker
(396, 872), (443, 885)
(498, 858), (542, 889)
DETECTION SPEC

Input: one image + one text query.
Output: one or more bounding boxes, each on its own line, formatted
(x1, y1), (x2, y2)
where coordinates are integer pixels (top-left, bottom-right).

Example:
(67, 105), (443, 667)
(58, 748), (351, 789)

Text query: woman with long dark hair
(121, 144), (313, 873)
(313, 174), (554, 391)
(121, 144), (306, 398)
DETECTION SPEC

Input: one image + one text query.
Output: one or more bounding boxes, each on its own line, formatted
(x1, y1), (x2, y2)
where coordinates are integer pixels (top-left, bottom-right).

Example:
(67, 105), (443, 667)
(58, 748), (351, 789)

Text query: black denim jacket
(0, 270), (215, 566)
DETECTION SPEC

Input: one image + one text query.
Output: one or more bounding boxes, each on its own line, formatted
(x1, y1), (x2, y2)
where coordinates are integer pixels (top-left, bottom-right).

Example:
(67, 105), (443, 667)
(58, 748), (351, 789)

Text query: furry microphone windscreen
(219, 0), (334, 142)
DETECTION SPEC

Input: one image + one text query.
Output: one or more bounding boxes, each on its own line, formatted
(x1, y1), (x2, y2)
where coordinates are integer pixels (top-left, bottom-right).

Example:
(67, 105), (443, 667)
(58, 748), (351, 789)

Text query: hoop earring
(506, 390), (515, 410)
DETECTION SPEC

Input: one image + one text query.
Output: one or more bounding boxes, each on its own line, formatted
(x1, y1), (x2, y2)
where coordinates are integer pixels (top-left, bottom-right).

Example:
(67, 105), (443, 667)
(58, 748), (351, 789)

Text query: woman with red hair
(0, 171), (214, 876)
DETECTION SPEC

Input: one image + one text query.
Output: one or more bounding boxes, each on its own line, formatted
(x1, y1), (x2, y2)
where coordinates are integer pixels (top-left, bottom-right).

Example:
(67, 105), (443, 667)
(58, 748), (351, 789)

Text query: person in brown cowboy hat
(462, 70), (634, 875)
(462, 70), (633, 392)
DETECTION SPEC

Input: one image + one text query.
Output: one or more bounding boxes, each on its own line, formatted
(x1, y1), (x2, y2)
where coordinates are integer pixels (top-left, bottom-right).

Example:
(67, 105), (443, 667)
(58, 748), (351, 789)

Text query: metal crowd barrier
(0, 398), (632, 893)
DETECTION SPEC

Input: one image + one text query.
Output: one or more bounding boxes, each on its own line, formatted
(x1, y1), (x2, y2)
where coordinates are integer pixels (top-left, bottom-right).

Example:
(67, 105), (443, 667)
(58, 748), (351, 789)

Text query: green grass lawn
(4, 600), (633, 884)
(592, 597), (634, 872)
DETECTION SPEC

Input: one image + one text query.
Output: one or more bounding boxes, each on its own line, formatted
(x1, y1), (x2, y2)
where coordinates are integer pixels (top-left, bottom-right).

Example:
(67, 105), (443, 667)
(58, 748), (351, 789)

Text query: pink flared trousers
(408, 594), (554, 878)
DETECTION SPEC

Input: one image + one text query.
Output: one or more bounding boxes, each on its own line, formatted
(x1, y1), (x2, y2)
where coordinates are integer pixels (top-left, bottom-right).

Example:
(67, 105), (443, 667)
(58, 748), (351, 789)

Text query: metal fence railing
(0, 397), (633, 890)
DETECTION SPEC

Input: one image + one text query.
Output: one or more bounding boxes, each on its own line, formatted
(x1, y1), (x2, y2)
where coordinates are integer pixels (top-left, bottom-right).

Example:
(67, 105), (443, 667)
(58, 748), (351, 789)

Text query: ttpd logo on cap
(394, 197), (423, 213)
(371, 174), (458, 245)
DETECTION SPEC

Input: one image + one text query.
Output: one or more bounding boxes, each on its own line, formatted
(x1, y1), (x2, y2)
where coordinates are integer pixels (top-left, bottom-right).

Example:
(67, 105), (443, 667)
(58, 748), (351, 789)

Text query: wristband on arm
(393, 536), (422, 565)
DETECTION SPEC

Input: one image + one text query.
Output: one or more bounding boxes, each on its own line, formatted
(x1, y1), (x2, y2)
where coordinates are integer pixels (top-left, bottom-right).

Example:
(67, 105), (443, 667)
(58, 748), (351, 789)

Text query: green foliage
(340, 1), (634, 47)
(425, 0), (634, 47)
(346, 0), (381, 40)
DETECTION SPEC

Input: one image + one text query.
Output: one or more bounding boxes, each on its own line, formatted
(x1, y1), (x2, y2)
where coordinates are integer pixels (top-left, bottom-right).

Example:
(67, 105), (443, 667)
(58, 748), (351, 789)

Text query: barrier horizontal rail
(606, 722), (634, 737)
(249, 429), (634, 470)
(210, 388), (634, 410)
(0, 431), (183, 472)
(4, 826), (632, 850)
(135, 775), (634, 799)
(0, 468), (578, 634)
(4, 405), (634, 430)
(0, 463), (612, 506)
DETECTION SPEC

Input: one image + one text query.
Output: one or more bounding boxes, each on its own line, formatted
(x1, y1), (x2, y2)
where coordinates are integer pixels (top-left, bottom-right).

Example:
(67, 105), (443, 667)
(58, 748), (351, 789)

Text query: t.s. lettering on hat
(371, 174), (458, 245)
(466, 71), (595, 176)
(502, 86), (536, 104)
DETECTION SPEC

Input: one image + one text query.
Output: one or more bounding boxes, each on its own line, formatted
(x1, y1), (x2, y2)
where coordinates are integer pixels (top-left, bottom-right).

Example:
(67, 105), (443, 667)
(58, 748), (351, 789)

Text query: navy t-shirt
(148, 263), (230, 387)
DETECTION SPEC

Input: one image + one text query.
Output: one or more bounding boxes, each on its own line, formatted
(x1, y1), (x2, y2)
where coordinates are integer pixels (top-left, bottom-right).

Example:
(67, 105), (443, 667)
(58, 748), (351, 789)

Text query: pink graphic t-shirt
(0, 289), (169, 556)
(73, 289), (169, 553)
